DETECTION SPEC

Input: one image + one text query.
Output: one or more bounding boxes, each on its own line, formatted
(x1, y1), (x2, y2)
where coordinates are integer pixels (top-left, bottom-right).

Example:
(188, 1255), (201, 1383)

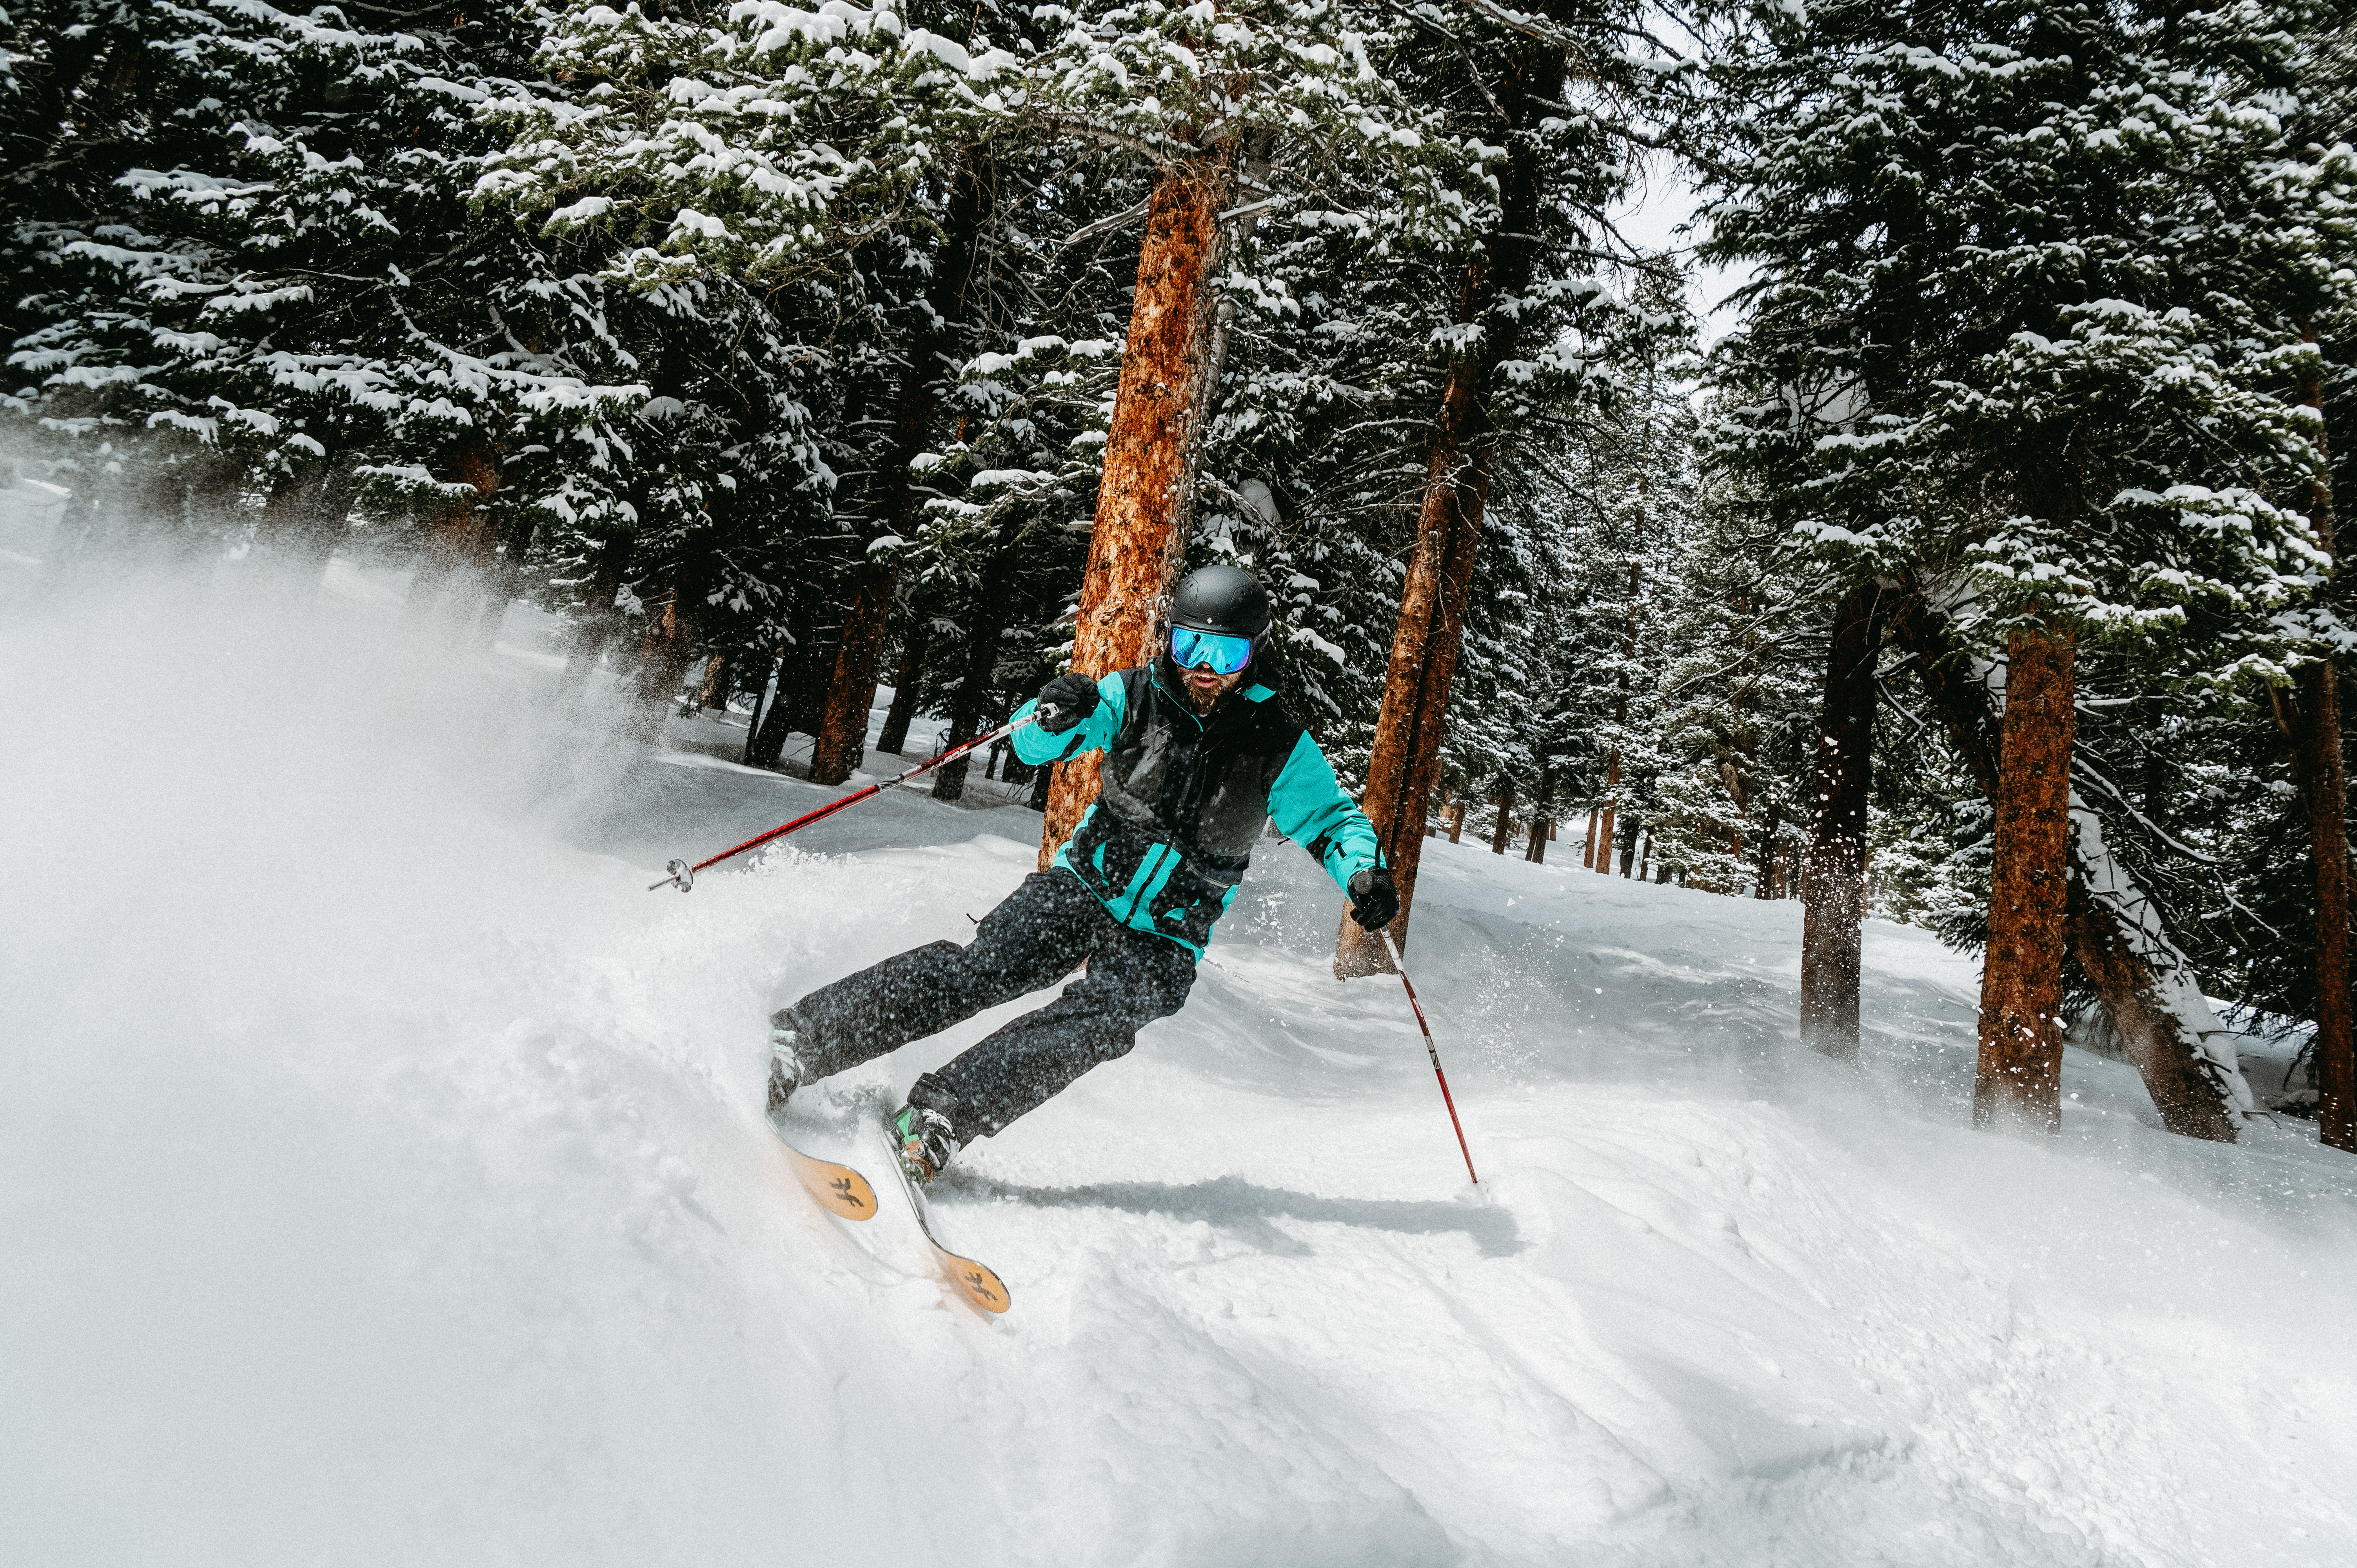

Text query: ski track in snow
(4, 575), (2355, 1568)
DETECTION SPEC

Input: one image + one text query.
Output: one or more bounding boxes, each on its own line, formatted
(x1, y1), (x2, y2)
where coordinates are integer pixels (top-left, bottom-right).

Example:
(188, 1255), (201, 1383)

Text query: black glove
(1035, 673), (1099, 734)
(1347, 866), (1399, 930)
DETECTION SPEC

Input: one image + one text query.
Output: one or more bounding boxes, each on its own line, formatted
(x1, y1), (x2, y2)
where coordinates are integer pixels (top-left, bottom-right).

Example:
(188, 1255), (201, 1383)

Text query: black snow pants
(778, 869), (1197, 1141)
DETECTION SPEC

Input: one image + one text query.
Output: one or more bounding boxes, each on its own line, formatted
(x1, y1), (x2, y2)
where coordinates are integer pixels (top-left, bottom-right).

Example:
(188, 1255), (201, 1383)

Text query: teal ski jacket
(1011, 659), (1382, 955)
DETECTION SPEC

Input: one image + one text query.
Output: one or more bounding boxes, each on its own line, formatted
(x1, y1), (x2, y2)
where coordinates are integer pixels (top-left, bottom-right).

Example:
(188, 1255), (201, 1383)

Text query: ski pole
(1378, 926), (1479, 1186)
(648, 708), (1051, 892)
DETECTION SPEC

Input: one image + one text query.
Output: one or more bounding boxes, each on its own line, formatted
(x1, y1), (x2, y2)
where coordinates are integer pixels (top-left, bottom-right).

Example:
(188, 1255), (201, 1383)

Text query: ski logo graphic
(773, 1130), (879, 1222)
(935, 1251), (1010, 1316)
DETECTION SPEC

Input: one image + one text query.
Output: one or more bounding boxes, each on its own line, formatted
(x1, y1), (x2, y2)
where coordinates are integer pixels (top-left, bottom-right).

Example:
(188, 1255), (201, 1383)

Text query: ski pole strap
(648, 710), (1046, 891)
(1380, 927), (1479, 1186)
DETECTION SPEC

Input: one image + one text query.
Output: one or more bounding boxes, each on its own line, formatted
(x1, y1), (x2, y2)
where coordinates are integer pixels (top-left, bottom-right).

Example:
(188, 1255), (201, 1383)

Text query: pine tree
(1700, 0), (2345, 1134)
(1318, 0), (1689, 973)
(4, 0), (652, 607)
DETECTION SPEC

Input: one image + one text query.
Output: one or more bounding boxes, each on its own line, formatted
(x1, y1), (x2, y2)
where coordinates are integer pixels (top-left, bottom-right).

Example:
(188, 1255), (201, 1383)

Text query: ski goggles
(1169, 625), (1257, 675)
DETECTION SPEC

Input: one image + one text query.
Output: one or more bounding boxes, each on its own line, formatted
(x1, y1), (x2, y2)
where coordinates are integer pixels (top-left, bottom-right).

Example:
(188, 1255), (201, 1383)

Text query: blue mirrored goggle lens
(1170, 626), (1255, 674)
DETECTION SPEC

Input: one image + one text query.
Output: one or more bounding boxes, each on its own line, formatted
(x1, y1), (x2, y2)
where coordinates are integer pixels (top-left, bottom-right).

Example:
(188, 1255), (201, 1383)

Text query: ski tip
(775, 1134), (879, 1221)
(809, 1165), (881, 1222)
(946, 1255), (1012, 1315)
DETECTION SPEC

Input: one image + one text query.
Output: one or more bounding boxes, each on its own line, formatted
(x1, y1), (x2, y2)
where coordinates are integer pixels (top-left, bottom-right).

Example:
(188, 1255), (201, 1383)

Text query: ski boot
(888, 1101), (959, 1184)
(766, 1012), (809, 1120)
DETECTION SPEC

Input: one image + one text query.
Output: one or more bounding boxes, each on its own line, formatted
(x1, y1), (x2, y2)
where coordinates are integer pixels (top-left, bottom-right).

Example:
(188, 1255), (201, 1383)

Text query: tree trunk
(1595, 562), (1643, 880)
(747, 609), (825, 770)
(1800, 581), (1880, 1059)
(2283, 324), (2355, 1153)
(626, 588), (703, 745)
(697, 649), (734, 711)
(2063, 846), (2244, 1142)
(1489, 779), (1516, 855)
(1975, 624), (2077, 1132)
(743, 654), (782, 765)
(877, 614), (932, 755)
(1525, 767), (1554, 863)
(407, 433), (501, 619)
(466, 499), (539, 651)
(1037, 150), (1237, 864)
(785, 617), (840, 740)
(1334, 56), (1556, 977)
(1148, 127), (1278, 609)
(2293, 659), (2355, 1151)
(257, 451), (354, 577)
(559, 530), (635, 699)
(1890, 587), (2246, 1140)
(1448, 801), (1466, 843)
(1757, 799), (1782, 899)
(1596, 753), (1620, 877)
(746, 664), (799, 768)
(935, 523), (1022, 801)
(1583, 808), (1599, 868)
(810, 152), (993, 785)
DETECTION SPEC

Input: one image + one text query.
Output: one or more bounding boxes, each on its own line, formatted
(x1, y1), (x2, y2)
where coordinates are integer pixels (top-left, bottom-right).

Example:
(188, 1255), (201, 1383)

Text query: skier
(765, 563), (1400, 1180)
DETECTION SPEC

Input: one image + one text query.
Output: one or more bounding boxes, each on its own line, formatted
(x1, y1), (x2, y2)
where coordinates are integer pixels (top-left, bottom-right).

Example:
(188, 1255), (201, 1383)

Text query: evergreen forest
(6, 0), (2353, 1152)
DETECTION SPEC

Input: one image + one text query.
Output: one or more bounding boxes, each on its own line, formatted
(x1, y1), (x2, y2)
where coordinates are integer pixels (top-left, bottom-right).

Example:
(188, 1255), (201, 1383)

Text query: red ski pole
(1378, 927), (1479, 1186)
(648, 709), (1050, 892)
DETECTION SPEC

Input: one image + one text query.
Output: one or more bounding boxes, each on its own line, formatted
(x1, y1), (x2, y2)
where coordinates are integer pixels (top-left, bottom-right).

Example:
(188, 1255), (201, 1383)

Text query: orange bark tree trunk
(626, 587), (704, 743)
(810, 152), (993, 785)
(1974, 623), (2077, 1132)
(2284, 326), (2354, 1153)
(1333, 49), (1557, 976)
(408, 432), (502, 616)
(1892, 587), (2243, 1139)
(1036, 152), (1236, 865)
(697, 648), (733, 710)
(1800, 580), (1881, 1059)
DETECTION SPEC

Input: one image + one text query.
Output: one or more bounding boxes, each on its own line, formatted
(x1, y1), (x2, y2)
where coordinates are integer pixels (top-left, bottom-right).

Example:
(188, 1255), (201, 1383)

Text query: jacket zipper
(1152, 668), (1227, 837)
(1125, 667), (1244, 927)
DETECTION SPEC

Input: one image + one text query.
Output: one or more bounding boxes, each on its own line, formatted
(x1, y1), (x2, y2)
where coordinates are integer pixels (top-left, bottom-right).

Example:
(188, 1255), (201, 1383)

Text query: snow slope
(5, 575), (2355, 1568)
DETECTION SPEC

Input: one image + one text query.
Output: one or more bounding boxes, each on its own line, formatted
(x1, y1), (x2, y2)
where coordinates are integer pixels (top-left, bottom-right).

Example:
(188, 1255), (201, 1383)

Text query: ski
(771, 1121), (879, 1223)
(876, 1117), (1011, 1316)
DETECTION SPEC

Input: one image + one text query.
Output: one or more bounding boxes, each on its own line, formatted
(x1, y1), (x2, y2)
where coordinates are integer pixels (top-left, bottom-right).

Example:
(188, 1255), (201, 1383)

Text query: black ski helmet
(1168, 563), (1271, 639)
